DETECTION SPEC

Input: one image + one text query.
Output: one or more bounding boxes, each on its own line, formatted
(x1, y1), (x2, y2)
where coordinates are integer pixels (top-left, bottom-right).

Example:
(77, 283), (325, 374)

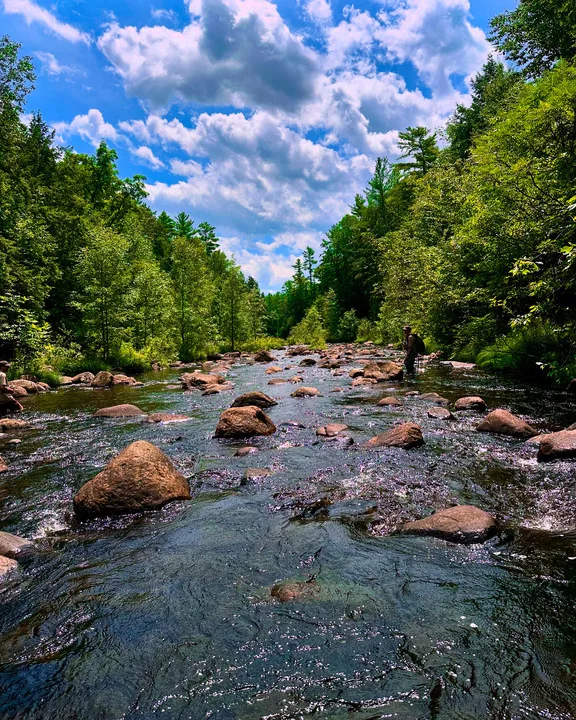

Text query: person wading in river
(0, 361), (10, 389)
(402, 326), (425, 375)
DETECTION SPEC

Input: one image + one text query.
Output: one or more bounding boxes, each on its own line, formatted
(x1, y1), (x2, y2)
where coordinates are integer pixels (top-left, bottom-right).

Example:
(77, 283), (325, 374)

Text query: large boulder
(291, 387), (321, 398)
(377, 397), (403, 407)
(0, 419), (29, 431)
(232, 391), (278, 409)
(0, 556), (19, 579)
(299, 358), (316, 367)
(254, 350), (275, 363)
(8, 379), (39, 393)
(70, 372), (95, 385)
(399, 505), (497, 544)
(91, 371), (114, 388)
(349, 368), (364, 379)
(73, 441), (190, 519)
(365, 422), (424, 449)
(537, 430), (576, 461)
(112, 374), (137, 386)
(265, 366), (283, 375)
(181, 372), (224, 389)
(376, 361), (404, 381)
(215, 406), (276, 438)
(477, 409), (538, 439)
(93, 404), (146, 418)
(5, 384), (27, 398)
(0, 532), (34, 559)
(428, 407), (454, 420)
(454, 396), (487, 411)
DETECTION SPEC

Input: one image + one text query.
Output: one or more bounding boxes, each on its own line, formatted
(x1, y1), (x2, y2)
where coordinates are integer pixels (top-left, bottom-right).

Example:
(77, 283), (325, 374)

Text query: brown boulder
(202, 384), (223, 395)
(60, 376), (73, 385)
(112, 374), (137, 386)
(235, 446), (259, 457)
(5, 384), (27, 398)
(0, 532), (34, 559)
(268, 378), (288, 385)
(232, 391), (277, 409)
(0, 556), (19, 579)
(299, 358), (316, 367)
(454, 396), (487, 411)
(242, 467), (273, 481)
(254, 350), (275, 363)
(537, 430), (576, 461)
(428, 407), (454, 420)
(399, 505), (497, 544)
(71, 372), (95, 384)
(91, 371), (114, 388)
(215, 406), (276, 438)
(271, 579), (320, 603)
(265, 366), (283, 375)
(477, 409), (537, 439)
(93, 404), (146, 418)
(420, 392), (450, 405)
(291, 387), (321, 398)
(9, 379), (39, 393)
(181, 372), (224, 389)
(352, 377), (377, 386)
(290, 376), (304, 383)
(349, 368), (364, 379)
(377, 396), (403, 407)
(377, 361), (404, 381)
(146, 413), (191, 424)
(0, 457), (7, 473)
(73, 441), (190, 519)
(365, 422), (424, 449)
(316, 423), (349, 437)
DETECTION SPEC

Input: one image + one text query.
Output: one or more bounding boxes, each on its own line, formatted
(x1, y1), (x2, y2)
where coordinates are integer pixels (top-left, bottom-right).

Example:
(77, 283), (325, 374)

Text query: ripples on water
(0, 352), (575, 719)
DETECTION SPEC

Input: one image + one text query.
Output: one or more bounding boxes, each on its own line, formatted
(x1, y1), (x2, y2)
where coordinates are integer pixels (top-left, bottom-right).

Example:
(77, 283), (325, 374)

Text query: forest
(1, 0), (576, 386)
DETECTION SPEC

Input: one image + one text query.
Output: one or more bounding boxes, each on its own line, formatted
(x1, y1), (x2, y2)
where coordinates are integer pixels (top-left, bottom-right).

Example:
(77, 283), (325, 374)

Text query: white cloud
(305, 0), (332, 25)
(34, 51), (74, 77)
(151, 7), (177, 23)
(98, 0), (320, 113)
(130, 145), (165, 169)
(3, 0), (91, 44)
(53, 109), (119, 147)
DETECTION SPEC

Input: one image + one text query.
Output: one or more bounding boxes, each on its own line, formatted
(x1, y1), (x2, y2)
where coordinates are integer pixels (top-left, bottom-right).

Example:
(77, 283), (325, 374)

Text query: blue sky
(3, 0), (513, 291)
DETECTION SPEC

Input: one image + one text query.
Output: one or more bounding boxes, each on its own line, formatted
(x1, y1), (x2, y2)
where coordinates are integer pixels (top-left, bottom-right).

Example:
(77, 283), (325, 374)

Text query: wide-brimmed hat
(402, 325), (412, 332)
(0, 360), (11, 368)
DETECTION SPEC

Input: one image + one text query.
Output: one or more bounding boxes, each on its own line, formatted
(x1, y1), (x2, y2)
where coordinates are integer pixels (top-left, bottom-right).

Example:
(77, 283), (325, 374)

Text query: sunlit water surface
(0, 351), (575, 719)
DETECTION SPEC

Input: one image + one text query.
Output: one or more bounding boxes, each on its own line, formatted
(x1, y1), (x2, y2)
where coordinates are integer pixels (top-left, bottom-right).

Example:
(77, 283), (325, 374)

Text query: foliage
(288, 306), (327, 349)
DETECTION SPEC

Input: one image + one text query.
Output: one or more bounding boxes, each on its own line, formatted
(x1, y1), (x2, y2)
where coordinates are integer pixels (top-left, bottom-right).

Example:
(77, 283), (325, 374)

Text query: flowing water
(0, 349), (575, 720)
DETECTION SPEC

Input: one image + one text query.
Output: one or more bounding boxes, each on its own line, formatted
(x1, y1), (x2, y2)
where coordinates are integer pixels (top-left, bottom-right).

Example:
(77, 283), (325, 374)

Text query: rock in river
(146, 413), (191, 424)
(477, 409), (538, 439)
(377, 396), (403, 407)
(215, 406), (276, 439)
(232, 391), (278, 409)
(0, 532), (34, 559)
(91, 371), (114, 388)
(399, 505), (497, 544)
(365, 422), (424, 449)
(291, 387), (321, 398)
(73, 440), (190, 519)
(427, 407), (454, 420)
(537, 430), (576, 461)
(70, 372), (95, 385)
(455, 396), (487, 411)
(316, 423), (348, 437)
(0, 419), (29, 431)
(271, 579), (320, 603)
(93, 404), (147, 418)
(0, 556), (19, 579)
(235, 446), (259, 457)
(254, 350), (275, 363)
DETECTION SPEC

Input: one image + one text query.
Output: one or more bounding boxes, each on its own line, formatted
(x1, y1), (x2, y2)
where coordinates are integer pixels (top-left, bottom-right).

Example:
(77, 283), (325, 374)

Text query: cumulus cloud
(151, 7), (177, 23)
(34, 51), (74, 77)
(3, 0), (90, 44)
(130, 145), (165, 169)
(98, 0), (320, 112)
(53, 109), (118, 147)
(305, 0), (332, 25)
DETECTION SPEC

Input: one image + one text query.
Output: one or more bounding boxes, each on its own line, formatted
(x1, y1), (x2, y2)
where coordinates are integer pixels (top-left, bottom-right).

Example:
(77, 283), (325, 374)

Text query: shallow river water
(0, 348), (575, 720)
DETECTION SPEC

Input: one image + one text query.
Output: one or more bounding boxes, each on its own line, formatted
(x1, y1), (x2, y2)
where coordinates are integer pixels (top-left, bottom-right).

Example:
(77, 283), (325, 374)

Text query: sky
(2, 0), (514, 292)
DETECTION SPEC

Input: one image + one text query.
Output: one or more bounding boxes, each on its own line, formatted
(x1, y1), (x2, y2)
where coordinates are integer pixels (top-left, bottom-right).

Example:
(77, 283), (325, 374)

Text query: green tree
(396, 126), (439, 175)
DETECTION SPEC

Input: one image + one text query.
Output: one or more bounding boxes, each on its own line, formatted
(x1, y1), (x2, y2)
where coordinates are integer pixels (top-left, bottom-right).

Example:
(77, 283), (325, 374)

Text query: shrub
(337, 310), (358, 342)
(110, 342), (149, 374)
(288, 307), (327, 349)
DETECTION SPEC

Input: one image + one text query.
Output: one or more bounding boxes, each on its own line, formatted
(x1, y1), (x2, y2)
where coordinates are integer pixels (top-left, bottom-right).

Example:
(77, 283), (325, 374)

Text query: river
(0, 347), (575, 719)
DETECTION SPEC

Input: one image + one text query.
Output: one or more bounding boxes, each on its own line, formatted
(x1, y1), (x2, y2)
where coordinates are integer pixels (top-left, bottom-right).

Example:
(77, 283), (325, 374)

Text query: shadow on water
(0, 353), (575, 719)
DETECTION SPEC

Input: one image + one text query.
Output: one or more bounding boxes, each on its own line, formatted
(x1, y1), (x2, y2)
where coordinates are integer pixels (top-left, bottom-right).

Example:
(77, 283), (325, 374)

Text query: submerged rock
(235, 446), (259, 457)
(0, 532), (34, 559)
(291, 387), (321, 398)
(215, 406), (276, 438)
(0, 556), (19, 579)
(254, 350), (275, 363)
(146, 413), (191, 424)
(268, 379), (288, 385)
(73, 440), (190, 519)
(365, 422), (424, 449)
(232, 391), (277, 409)
(94, 404), (146, 418)
(316, 423), (349, 437)
(537, 430), (576, 461)
(399, 505), (497, 544)
(377, 396), (403, 407)
(242, 467), (273, 482)
(420, 392), (450, 406)
(455, 396), (487, 411)
(271, 579), (320, 603)
(477, 409), (538, 439)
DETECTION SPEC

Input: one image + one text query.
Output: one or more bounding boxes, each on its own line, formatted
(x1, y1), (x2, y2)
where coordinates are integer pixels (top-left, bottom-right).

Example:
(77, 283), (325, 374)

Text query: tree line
(0, 35), (269, 379)
(265, 0), (576, 385)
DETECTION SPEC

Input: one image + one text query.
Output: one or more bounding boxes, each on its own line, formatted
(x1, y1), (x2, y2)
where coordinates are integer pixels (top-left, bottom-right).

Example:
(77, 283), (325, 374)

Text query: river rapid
(0, 346), (575, 720)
